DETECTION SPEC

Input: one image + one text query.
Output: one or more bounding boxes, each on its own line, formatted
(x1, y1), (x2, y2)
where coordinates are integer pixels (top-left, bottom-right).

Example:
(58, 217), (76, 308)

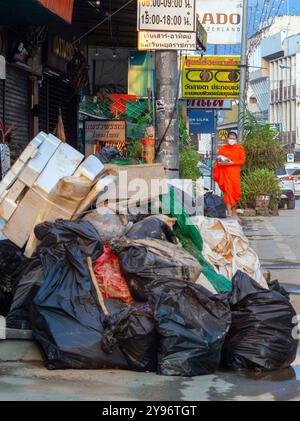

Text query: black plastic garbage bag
(31, 241), (129, 370)
(102, 302), (158, 372)
(125, 216), (177, 244)
(148, 279), (231, 377)
(221, 270), (298, 371)
(6, 260), (43, 328)
(111, 237), (201, 302)
(7, 220), (104, 330)
(204, 192), (226, 218)
(268, 279), (290, 299)
(0, 240), (28, 316)
(97, 147), (121, 164)
(34, 220), (103, 262)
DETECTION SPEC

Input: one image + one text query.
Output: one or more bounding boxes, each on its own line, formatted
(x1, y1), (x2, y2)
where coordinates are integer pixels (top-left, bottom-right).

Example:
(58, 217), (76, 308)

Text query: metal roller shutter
(5, 65), (30, 146)
(0, 80), (3, 123)
(39, 74), (78, 148)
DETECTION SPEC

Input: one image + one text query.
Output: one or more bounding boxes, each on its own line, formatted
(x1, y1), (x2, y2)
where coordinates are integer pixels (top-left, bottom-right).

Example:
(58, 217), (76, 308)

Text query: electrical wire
(257, 0), (267, 30)
(251, 0), (260, 34)
(74, 0), (135, 44)
(272, 0), (286, 24)
(266, 0), (277, 21)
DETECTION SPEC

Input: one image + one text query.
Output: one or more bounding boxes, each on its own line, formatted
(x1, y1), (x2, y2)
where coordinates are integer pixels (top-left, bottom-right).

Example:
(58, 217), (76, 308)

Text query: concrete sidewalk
(1, 207), (300, 401)
(244, 204), (300, 313)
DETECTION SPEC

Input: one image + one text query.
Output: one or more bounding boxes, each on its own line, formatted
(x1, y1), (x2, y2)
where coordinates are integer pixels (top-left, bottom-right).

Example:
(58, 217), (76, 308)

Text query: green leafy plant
(240, 168), (280, 209)
(243, 111), (285, 172)
(127, 139), (143, 160)
(179, 108), (202, 181)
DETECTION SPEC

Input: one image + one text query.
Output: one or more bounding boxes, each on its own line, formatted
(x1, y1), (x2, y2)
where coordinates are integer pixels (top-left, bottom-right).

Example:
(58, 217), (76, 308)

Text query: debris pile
(0, 133), (298, 377)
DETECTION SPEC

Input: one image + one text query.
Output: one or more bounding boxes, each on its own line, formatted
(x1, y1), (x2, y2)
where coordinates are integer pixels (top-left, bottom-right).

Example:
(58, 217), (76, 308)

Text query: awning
(0, 0), (74, 24)
(37, 0), (74, 24)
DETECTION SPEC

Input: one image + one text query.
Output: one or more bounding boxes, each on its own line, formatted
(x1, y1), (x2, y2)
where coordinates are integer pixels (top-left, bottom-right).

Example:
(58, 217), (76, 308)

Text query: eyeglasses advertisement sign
(182, 55), (241, 99)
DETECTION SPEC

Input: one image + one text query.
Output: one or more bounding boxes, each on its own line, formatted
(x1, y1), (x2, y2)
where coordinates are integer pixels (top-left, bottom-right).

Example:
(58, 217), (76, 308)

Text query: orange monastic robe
(213, 144), (246, 206)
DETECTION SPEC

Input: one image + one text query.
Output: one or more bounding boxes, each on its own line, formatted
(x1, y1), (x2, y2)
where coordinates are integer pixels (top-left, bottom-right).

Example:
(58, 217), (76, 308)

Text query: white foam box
(0, 132), (47, 196)
(73, 155), (104, 182)
(0, 180), (28, 221)
(3, 188), (72, 249)
(33, 142), (84, 197)
(18, 133), (61, 187)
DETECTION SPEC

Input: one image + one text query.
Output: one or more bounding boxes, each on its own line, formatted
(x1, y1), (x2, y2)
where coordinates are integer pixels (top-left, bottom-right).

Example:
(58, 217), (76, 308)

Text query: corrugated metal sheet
(4, 65), (30, 145)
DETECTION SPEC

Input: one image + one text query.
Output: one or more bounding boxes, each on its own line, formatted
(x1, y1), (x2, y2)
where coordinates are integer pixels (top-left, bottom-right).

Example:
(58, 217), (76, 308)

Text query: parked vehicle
(276, 168), (296, 209)
(285, 163), (300, 198)
(198, 163), (211, 191)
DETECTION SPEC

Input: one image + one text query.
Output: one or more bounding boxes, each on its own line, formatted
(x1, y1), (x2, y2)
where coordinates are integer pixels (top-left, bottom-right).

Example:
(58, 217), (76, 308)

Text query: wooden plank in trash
(73, 175), (117, 219)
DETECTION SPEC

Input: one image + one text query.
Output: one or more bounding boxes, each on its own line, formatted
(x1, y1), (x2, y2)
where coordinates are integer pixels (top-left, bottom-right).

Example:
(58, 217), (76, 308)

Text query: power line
(257, 0), (268, 30)
(251, 0), (259, 34)
(266, 0), (277, 21)
(74, 0), (135, 44)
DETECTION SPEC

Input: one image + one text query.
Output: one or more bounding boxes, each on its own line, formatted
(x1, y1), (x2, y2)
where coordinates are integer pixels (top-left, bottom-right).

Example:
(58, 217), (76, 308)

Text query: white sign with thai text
(138, 0), (196, 32)
(138, 31), (197, 50)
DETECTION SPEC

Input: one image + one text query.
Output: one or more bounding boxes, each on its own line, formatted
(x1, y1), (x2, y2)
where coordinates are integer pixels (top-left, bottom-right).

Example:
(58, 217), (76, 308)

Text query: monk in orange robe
(213, 132), (246, 217)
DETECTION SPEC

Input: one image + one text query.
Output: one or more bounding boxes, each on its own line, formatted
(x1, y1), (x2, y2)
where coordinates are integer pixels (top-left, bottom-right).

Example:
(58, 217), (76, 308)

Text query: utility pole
(238, 0), (249, 140)
(211, 45), (218, 191)
(155, 51), (179, 179)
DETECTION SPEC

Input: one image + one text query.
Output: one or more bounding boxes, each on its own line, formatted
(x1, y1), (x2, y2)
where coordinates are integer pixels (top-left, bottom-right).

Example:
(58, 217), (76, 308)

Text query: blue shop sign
(187, 110), (215, 134)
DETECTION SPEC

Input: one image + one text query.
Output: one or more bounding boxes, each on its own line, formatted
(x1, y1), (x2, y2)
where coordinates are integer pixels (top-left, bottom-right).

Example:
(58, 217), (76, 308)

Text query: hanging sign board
(186, 99), (232, 109)
(196, 0), (243, 44)
(187, 109), (215, 134)
(182, 55), (241, 99)
(137, 0), (196, 32)
(138, 31), (197, 50)
(85, 120), (126, 156)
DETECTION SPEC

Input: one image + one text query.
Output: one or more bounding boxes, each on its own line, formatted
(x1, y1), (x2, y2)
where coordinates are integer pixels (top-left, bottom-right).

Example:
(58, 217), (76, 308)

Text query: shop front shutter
(5, 65), (30, 146)
(0, 79), (3, 123)
(39, 74), (78, 148)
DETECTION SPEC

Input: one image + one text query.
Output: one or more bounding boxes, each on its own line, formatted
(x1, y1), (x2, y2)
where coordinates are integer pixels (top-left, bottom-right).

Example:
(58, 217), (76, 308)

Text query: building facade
(248, 15), (300, 150)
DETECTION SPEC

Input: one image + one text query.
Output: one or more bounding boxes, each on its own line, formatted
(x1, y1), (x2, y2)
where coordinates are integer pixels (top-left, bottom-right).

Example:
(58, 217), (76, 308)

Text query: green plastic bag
(161, 187), (232, 292)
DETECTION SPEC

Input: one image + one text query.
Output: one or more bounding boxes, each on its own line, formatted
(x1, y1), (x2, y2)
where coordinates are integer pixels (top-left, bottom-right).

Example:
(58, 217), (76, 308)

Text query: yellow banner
(182, 55), (240, 99)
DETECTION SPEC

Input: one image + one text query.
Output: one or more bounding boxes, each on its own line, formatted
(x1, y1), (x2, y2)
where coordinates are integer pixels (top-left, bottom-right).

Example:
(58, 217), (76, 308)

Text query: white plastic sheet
(191, 216), (268, 289)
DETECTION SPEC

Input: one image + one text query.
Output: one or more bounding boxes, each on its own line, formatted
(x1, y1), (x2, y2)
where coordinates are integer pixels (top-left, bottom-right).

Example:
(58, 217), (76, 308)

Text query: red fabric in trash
(94, 244), (133, 303)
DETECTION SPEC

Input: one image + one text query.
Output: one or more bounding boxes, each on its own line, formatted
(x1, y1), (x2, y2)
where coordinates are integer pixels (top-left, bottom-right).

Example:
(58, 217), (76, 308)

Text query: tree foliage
(179, 108), (202, 181)
(243, 111), (285, 172)
(240, 168), (280, 209)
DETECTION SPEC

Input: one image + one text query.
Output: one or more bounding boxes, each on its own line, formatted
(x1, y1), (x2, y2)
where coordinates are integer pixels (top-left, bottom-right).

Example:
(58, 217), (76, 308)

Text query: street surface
(245, 200), (300, 314)
(0, 204), (300, 401)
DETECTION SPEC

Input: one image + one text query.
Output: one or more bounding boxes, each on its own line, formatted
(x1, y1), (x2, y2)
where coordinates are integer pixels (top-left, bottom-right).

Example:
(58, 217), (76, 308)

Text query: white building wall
(270, 54), (299, 149)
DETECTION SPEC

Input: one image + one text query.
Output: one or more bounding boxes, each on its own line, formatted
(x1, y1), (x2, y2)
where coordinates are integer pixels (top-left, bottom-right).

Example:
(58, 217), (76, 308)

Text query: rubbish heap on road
(0, 133), (298, 377)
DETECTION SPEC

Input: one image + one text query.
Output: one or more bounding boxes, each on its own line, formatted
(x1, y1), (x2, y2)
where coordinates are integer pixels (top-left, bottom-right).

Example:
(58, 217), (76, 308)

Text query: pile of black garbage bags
(0, 215), (298, 376)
